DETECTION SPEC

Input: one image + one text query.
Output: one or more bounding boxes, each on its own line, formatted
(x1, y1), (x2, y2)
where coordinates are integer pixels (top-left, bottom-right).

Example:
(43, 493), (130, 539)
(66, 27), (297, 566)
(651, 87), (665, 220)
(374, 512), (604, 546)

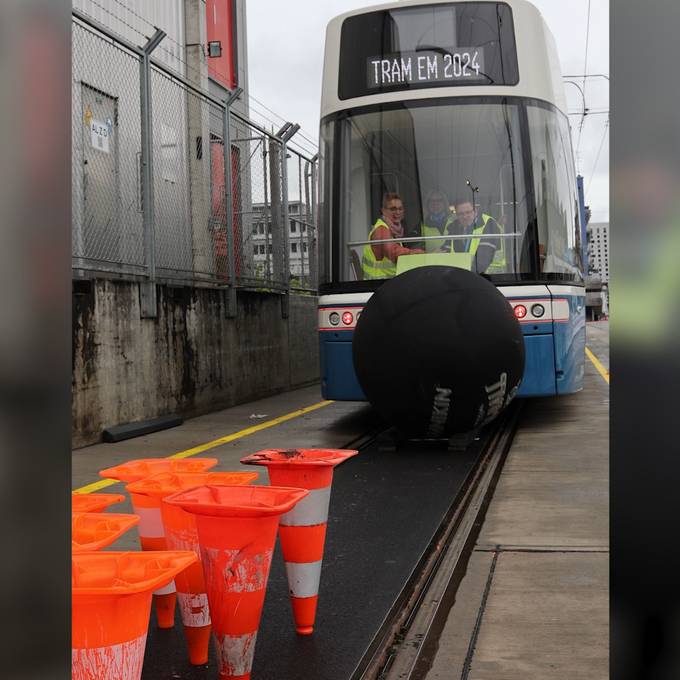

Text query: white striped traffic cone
(240, 448), (358, 634)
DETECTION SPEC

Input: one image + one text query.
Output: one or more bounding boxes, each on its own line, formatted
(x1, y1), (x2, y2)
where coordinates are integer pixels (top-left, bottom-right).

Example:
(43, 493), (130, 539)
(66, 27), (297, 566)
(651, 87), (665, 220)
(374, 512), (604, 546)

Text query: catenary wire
(586, 119), (608, 194)
(576, 0), (593, 159)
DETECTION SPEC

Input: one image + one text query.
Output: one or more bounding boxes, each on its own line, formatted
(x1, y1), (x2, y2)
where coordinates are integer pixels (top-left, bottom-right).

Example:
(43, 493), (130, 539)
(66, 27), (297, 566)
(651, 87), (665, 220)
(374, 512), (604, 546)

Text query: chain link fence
(72, 13), (318, 296)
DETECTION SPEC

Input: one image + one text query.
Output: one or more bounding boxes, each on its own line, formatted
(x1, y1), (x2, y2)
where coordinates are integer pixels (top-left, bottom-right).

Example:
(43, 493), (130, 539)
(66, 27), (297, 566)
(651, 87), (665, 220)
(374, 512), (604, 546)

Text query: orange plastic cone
(240, 448), (358, 634)
(126, 471), (258, 665)
(99, 457), (219, 484)
(99, 457), (218, 628)
(72, 512), (140, 553)
(72, 492), (125, 513)
(72, 551), (197, 680)
(165, 485), (309, 680)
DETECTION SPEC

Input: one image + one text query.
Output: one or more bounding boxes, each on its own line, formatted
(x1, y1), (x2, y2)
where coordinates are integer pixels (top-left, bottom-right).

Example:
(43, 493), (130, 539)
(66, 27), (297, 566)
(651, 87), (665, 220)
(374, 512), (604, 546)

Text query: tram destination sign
(366, 48), (487, 89)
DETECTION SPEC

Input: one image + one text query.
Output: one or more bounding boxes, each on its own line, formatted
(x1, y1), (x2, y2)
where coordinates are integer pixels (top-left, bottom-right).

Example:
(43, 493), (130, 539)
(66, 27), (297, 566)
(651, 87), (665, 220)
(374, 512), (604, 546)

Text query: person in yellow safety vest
(362, 193), (424, 279)
(420, 190), (456, 252)
(442, 198), (505, 274)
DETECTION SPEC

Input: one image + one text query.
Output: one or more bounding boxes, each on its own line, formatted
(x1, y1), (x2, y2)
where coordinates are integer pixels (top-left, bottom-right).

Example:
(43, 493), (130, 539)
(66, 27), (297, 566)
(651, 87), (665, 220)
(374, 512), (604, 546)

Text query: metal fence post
(274, 123), (299, 318)
(309, 155), (318, 291)
(268, 138), (284, 289)
(280, 139), (291, 318)
(139, 28), (165, 319)
(297, 155), (305, 285)
(223, 88), (242, 318)
(260, 141), (269, 281)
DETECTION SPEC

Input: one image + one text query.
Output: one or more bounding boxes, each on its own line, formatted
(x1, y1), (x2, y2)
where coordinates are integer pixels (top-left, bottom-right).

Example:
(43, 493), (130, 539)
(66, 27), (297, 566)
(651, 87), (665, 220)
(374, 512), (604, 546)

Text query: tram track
(354, 401), (523, 680)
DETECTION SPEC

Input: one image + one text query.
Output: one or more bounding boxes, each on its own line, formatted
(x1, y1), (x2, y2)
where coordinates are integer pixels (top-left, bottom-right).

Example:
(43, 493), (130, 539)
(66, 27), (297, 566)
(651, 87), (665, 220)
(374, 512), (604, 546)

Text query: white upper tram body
(321, 0), (566, 119)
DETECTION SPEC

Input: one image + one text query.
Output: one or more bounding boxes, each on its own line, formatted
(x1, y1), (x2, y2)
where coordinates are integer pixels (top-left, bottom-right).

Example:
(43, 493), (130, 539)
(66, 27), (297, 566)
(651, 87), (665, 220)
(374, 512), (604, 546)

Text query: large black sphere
(353, 266), (524, 437)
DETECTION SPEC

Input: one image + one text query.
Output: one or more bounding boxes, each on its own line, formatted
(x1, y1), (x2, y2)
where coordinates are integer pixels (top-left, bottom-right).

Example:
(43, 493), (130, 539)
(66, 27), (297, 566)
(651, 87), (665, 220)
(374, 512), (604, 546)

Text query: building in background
(588, 222), (609, 314)
(588, 222), (609, 281)
(251, 201), (314, 279)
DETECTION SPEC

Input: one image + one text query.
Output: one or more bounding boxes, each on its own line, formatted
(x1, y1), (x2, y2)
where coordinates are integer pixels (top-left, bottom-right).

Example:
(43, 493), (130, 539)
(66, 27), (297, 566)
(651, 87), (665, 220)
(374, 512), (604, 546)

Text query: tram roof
(321, 0), (567, 119)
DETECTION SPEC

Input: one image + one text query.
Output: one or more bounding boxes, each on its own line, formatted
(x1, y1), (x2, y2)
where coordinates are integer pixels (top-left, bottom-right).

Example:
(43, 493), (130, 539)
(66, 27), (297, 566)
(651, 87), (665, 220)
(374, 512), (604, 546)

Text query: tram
(318, 0), (586, 400)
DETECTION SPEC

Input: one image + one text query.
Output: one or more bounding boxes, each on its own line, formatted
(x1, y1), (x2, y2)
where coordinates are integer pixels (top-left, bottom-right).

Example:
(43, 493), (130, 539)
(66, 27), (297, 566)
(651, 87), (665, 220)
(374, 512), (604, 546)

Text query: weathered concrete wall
(72, 279), (319, 447)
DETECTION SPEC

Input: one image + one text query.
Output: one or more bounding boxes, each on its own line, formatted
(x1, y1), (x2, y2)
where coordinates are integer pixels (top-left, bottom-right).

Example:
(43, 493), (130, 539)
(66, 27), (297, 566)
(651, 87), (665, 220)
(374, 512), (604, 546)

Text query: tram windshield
(320, 98), (582, 285)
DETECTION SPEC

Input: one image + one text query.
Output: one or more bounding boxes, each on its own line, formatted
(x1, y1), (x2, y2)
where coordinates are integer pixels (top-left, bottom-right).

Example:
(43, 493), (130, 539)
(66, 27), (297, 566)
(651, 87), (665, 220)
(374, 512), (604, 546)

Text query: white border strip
(280, 487), (331, 527)
(497, 285), (550, 298)
(319, 292), (374, 305)
(547, 284), (585, 297)
(285, 561), (323, 598)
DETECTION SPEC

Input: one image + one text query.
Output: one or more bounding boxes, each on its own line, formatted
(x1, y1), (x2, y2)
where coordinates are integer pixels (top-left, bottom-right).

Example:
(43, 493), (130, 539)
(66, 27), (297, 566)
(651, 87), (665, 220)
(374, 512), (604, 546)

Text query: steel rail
(352, 402), (522, 680)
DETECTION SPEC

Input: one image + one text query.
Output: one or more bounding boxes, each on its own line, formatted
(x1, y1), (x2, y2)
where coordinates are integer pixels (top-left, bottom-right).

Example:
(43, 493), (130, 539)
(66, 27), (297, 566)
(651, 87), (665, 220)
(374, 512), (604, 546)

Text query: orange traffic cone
(240, 448), (358, 634)
(72, 512), (140, 553)
(126, 471), (258, 665)
(72, 492), (125, 513)
(165, 485), (309, 680)
(99, 457), (218, 628)
(72, 551), (197, 680)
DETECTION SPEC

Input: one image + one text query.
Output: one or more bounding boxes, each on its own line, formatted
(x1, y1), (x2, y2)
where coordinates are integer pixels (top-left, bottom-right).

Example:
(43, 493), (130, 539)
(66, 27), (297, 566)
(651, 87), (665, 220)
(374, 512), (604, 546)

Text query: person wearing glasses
(441, 197), (504, 274)
(362, 192), (424, 279)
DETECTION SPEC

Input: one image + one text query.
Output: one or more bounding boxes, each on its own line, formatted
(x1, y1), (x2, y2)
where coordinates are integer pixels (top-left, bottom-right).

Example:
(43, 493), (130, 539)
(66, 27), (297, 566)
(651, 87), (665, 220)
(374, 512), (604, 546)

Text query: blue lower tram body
(319, 288), (586, 401)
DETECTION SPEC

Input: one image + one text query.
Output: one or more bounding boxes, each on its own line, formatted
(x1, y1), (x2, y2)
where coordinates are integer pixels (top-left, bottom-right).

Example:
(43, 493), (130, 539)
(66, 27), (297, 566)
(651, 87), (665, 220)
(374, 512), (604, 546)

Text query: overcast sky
(246, 0), (609, 222)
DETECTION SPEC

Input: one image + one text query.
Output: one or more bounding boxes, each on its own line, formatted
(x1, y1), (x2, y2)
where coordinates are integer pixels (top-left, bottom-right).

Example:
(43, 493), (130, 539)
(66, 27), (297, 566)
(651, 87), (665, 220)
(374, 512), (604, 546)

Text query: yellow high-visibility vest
(420, 215), (456, 252)
(362, 218), (400, 279)
(449, 214), (506, 272)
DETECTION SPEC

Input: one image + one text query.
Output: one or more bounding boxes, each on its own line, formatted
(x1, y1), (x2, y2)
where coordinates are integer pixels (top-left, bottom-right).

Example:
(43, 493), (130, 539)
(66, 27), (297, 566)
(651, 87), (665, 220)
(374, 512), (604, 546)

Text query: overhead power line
(586, 119), (609, 194)
(576, 0), (593, 160)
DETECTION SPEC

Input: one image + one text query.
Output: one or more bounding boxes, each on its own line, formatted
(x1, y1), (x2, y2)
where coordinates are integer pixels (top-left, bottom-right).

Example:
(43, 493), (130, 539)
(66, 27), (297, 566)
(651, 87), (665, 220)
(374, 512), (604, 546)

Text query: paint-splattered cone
(72, 551), (197, 680)
(72, 492), (125, 513)
(165, 485), (308, 680)
(126, 471), (258, 665)
(100, 457), (218, 628)
(72, 512), (140, 553)
(240, 448), (358, 634)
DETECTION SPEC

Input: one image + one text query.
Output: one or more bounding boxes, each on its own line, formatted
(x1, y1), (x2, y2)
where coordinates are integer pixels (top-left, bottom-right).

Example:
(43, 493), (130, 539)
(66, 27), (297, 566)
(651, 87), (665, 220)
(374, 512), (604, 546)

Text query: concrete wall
(72, 279), (319, 447)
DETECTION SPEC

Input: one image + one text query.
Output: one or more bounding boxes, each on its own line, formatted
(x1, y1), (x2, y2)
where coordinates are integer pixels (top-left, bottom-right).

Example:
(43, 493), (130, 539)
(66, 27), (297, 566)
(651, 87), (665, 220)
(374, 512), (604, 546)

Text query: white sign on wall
(90, 119), (110, 153)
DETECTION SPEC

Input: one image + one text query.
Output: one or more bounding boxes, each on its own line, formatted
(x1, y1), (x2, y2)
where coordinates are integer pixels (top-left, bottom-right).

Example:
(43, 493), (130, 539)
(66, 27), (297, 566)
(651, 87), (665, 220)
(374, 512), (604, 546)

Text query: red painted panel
(209, 139), (241, 279)
(206, 0), (236, 89)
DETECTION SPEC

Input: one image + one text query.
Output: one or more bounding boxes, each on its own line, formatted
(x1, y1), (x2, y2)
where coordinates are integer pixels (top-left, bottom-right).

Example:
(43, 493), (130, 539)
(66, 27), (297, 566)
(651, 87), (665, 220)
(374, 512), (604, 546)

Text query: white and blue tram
(318, 0), (586, 400)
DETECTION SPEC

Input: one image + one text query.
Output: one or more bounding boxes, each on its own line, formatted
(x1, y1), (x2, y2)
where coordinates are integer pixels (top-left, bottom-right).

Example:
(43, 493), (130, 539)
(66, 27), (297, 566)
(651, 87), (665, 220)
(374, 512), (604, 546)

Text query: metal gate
(80, 83), (119, 263)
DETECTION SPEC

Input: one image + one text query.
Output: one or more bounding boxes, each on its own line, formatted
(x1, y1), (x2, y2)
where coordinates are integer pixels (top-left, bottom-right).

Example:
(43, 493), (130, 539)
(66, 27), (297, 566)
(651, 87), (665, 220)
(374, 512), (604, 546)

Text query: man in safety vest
(362, 193), (424, 279)
(420, 190), (456, 252)
(442, 198), (504, 274)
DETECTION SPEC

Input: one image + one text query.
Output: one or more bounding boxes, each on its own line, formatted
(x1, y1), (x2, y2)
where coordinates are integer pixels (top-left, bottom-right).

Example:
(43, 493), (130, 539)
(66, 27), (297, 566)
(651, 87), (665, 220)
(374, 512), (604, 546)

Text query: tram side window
(527, 106), (582, 277)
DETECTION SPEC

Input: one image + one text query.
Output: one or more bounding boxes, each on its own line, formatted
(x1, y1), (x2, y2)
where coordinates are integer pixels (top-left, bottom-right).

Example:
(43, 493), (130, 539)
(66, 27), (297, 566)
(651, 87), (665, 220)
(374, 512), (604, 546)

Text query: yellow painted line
(72, 400), (334, 494)
(168, 400), (334, 459)
(72, 478), (121, 494)
(585, 346), (610, 384)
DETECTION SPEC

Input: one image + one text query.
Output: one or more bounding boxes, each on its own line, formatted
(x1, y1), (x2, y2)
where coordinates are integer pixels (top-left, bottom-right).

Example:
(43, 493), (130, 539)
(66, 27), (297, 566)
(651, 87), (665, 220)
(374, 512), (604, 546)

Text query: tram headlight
(531, 303), (545, 318)
(342, 311), (354, 325)
(329, 312), (340, 326)
(513, 304), (527, 319)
